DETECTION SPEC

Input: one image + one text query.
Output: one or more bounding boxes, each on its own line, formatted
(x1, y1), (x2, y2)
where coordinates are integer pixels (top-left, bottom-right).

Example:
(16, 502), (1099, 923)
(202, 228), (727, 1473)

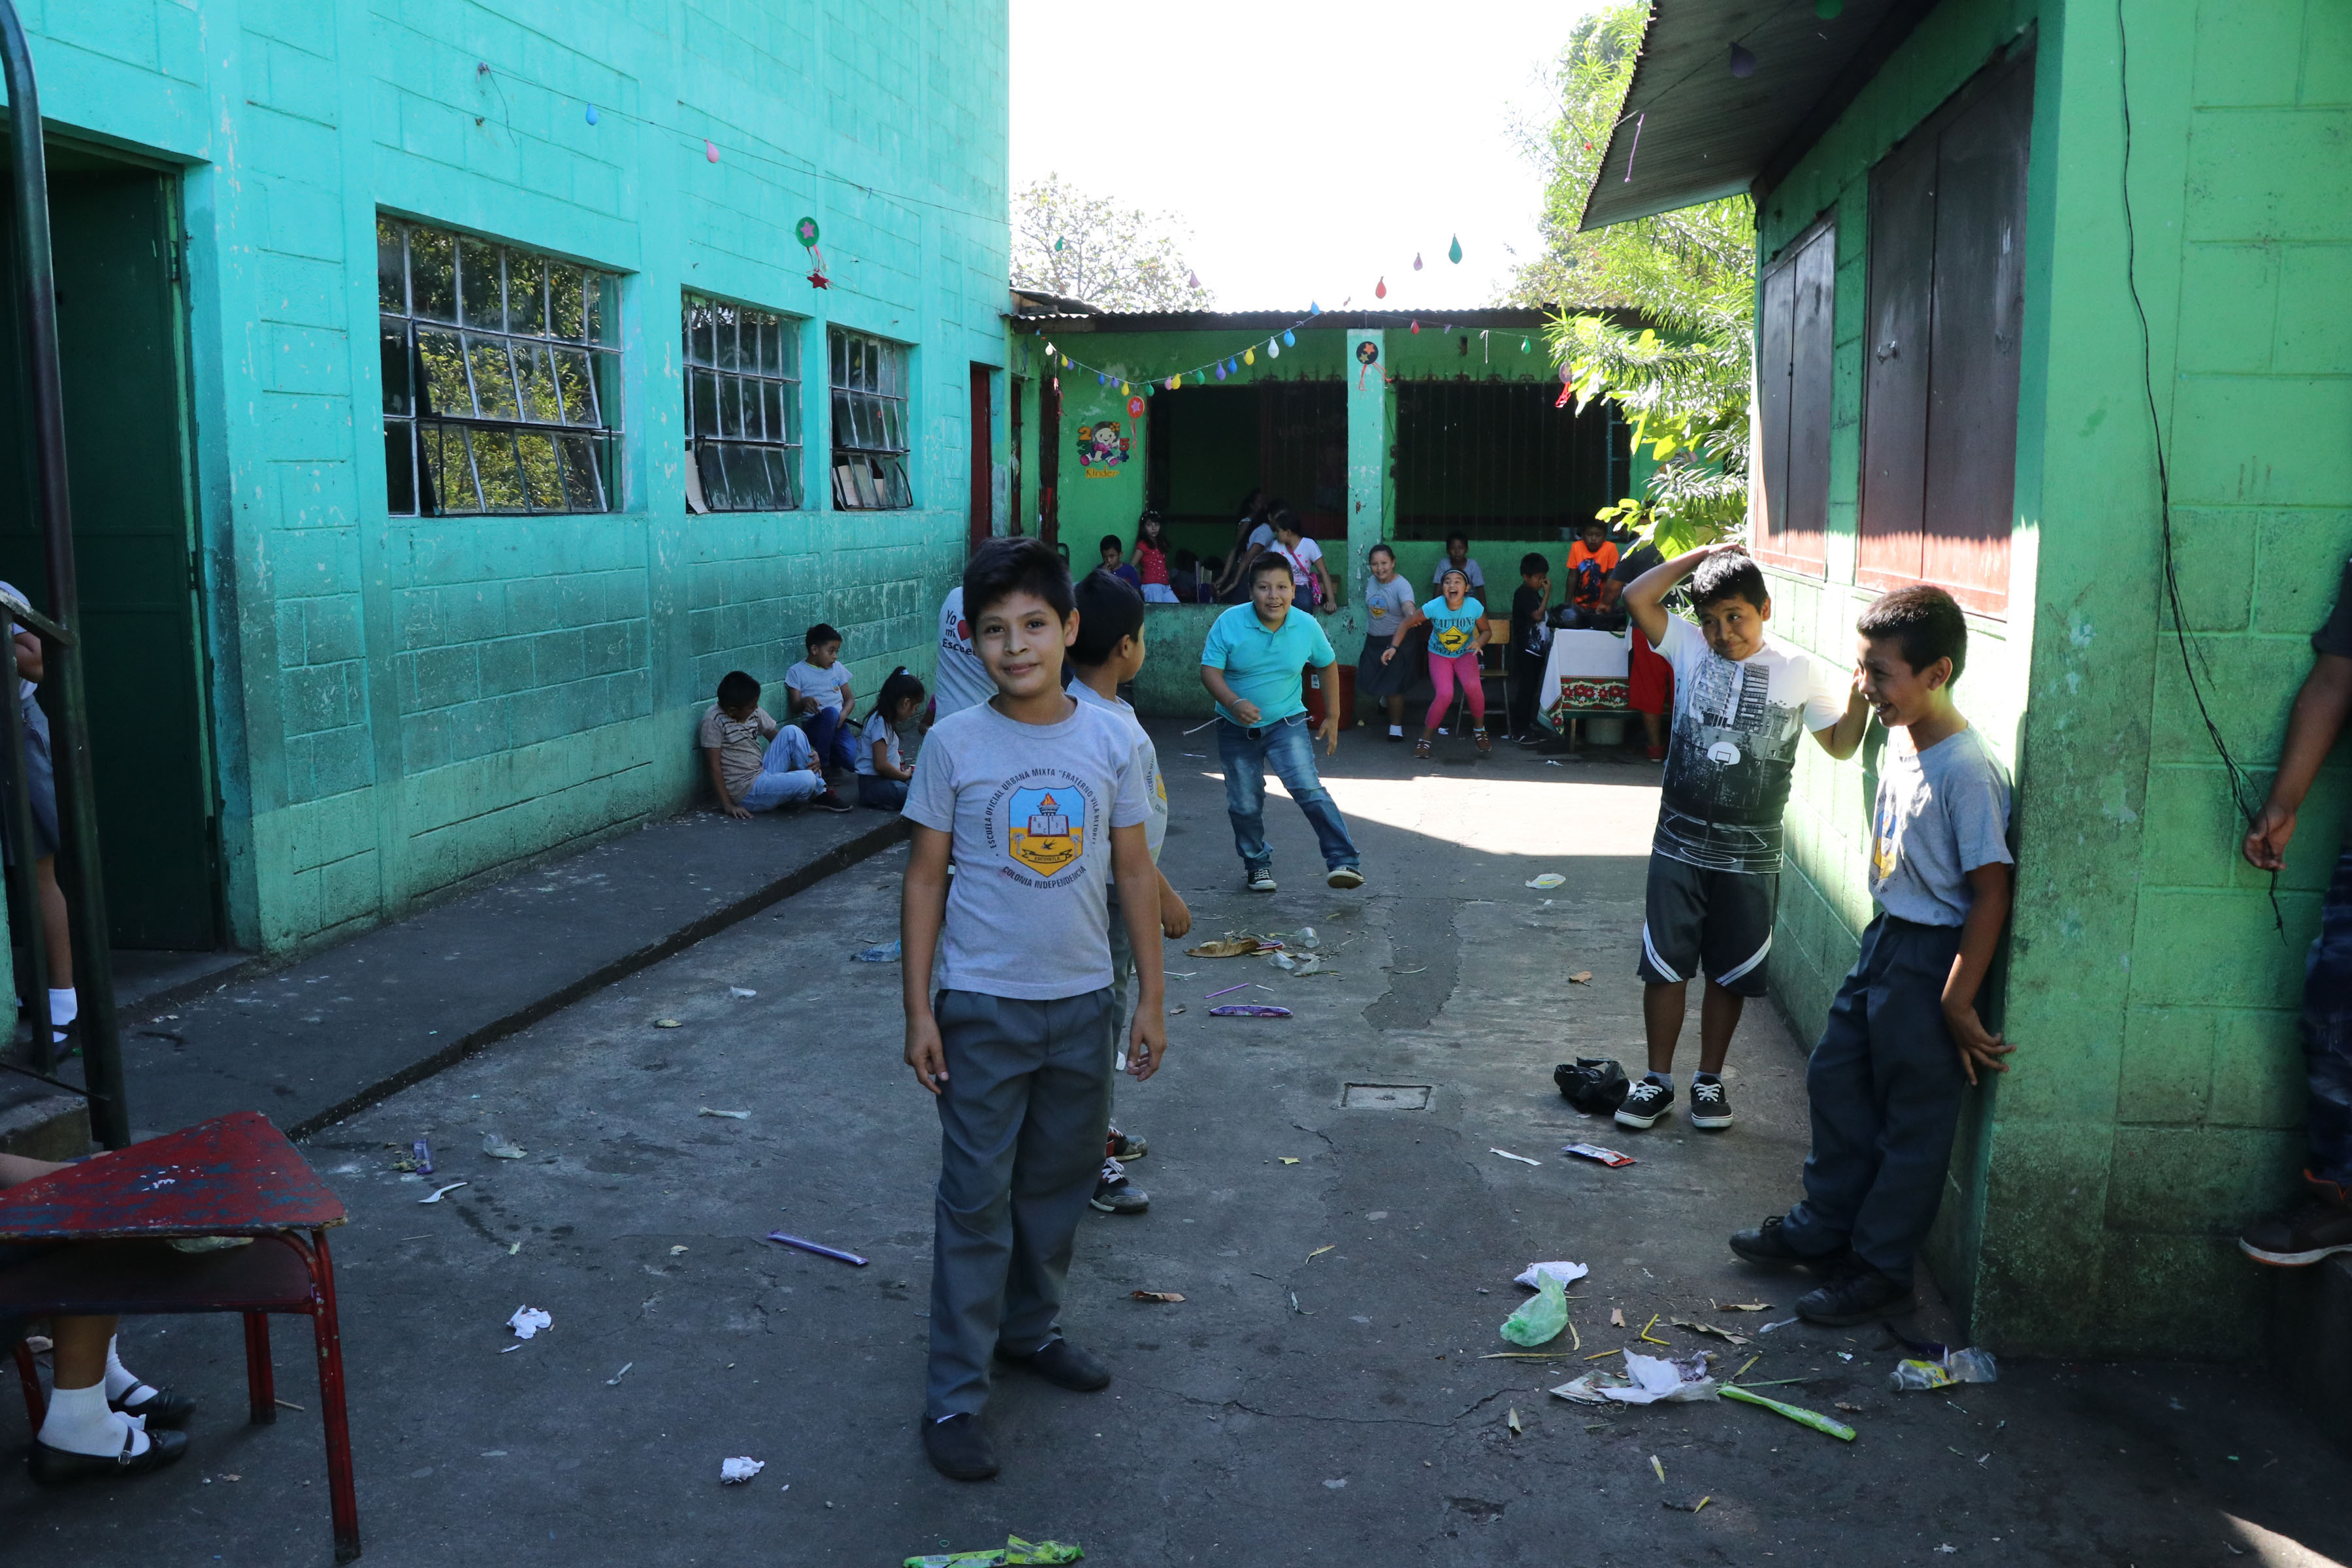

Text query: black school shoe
(994, 1336), (1111, 1392)
(922, 1413), (999, 1482)
(2240, 1179), (2352, 1266)
(28, 1427), (189, 1484)
(1795, 1264), (1916, 1326)
(111, 1386), (197, 1429)
(1689, 1076), (1733, 1130)
(1729, 1216), (1852, 1273)
(1614, 1079), (1673, 1129)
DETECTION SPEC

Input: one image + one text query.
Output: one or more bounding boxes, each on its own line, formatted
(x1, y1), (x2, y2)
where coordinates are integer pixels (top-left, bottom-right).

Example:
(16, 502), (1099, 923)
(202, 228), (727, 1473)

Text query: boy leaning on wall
(1729, 586), (2015, 1325)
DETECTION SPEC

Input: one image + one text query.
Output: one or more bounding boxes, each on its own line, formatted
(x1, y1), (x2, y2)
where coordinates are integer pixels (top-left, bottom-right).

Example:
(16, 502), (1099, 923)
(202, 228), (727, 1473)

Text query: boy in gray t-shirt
(899, 538), (1164, 1484)
(1727, 586), (2014, 1328)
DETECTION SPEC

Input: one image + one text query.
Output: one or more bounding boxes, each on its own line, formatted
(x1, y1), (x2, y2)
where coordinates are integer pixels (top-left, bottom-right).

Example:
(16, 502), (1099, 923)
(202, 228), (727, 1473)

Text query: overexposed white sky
(1009, 0), (1601, 312)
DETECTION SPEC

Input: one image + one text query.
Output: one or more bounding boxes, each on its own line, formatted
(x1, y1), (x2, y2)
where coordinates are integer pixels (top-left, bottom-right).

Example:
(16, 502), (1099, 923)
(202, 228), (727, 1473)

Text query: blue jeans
(2302, 852), (2352, 1189)
(798, 706), (858, 772)
(1216, 715), (1359, 875)
(857, 774), (909, 811)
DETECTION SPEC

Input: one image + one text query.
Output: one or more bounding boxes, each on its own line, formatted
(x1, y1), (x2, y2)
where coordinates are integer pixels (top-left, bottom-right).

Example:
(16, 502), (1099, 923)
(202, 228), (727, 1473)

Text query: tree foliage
(1510, 3), (1757, 554)
(1010, 176), (1215, 313)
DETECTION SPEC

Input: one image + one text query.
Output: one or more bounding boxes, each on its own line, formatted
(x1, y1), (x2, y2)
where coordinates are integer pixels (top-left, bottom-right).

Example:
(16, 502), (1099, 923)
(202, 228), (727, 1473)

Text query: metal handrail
(0, 3), (127, 1147)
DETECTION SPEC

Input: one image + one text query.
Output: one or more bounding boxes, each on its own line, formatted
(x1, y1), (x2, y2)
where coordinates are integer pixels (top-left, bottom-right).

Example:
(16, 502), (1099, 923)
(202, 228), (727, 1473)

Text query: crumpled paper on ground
(507, 1306), (552, 1340)
(1551, 1350), (1718, 1406)
(1513, 1260), (1589, 1290)
(720, 1456), (764, 1483)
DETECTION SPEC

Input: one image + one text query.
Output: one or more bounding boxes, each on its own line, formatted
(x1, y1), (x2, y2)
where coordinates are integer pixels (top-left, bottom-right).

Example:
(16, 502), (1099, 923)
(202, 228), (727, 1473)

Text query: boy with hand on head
(786, 623), (859, 775)
(1069, 568), (1192, 1216)
(1618, 545), (1867, 1133)
(1731, 586), (2013, 1325)
(1098, 534), (1142, 591)
(1507, 551), (1552, 742)
(698, 670), (849, 818)
(899, 537), (1167, 1483)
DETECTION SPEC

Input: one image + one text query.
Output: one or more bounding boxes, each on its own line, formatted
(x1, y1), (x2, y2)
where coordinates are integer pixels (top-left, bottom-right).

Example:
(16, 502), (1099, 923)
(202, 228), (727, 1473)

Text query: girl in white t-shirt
(1269, 510), (1334, 612)
(855, 666), (926, 811)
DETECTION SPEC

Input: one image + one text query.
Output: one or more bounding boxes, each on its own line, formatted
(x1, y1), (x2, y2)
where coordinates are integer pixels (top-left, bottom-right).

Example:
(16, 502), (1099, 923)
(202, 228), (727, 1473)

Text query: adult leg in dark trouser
(926, 987), (1115, 1423)
(1774, 915), (1967, 1286)
(1217, 715), (1360, 879)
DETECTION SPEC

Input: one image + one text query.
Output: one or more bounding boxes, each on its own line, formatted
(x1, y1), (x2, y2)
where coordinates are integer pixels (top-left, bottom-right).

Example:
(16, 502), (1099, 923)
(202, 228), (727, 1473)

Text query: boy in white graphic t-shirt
(899, 537), (1164, 1484)
(1616, 545), (1868, 1134)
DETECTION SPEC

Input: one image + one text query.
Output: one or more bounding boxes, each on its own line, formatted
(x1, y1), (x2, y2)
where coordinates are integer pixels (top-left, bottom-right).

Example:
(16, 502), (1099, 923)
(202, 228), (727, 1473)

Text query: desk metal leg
(242, 1311), (275, 1424)
(309, 1230), (362, 1561)
(12, 1340), (42, 1429)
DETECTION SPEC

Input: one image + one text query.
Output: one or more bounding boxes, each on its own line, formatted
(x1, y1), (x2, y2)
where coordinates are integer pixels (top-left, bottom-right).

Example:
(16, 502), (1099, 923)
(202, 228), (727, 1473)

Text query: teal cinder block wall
(7, 0), (1008, 954)
(1748, 0), (2352, 1356)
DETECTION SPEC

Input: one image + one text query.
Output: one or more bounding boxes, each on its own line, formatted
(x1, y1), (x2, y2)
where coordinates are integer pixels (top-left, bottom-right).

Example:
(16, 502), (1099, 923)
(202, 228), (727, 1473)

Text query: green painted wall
(1752, 0), (2352, 1355)
(8, 0), (1009, 955)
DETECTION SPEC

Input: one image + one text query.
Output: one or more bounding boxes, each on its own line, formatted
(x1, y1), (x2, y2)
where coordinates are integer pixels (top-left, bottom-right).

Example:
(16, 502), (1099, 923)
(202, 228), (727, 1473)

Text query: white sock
(39, 1380), (147, 1458)
(48, 987), (76, 1026)
(1388, 725), (1403, 736)
(103, 1337), (154, 1405)
(1648, 1071), (1674, 1091)
(1695, 1071), (1722, 1085)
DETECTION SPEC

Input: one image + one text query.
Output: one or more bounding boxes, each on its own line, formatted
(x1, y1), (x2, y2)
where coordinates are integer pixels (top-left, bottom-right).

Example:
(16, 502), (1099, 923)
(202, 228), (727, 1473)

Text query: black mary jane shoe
(112, 1386), (197, 1429)
(28, 1426), (189, 1484)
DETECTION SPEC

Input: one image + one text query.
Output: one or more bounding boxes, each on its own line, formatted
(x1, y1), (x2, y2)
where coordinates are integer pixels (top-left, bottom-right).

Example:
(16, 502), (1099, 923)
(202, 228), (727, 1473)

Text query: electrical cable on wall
(2115, 0), (2282, 936)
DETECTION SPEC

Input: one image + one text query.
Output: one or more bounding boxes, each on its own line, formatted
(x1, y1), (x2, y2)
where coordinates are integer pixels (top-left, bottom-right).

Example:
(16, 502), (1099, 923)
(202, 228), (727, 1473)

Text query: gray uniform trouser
(1775, 915), (1968, 1284)
(926, 986), (1115, 1420)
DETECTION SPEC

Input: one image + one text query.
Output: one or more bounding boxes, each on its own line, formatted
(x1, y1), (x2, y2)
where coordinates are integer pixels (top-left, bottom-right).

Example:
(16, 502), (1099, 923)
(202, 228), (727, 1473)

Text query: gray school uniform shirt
(903, 696), (1152, 1000)
(1069, 679), (1167, 865)
(1869, 723), (2014, 927)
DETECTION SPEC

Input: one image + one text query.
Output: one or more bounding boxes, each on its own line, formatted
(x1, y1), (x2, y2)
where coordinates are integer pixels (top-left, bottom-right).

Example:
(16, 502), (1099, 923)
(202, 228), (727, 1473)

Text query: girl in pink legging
(1383, 566), (1492, 757)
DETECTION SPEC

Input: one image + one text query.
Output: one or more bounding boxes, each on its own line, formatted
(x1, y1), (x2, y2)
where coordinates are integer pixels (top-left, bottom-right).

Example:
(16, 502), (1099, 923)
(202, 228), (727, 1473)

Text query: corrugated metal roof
(1578, 0), (1936, 231)
(1011, 307), (1588, 334)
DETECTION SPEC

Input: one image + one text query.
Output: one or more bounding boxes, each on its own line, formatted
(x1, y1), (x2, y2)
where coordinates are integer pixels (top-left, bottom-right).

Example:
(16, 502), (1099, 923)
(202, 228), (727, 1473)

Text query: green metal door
(0, 152), (220, 949)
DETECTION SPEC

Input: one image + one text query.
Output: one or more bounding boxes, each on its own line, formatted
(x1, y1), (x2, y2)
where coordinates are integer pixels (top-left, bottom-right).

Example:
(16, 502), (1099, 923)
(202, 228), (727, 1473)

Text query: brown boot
(2240, 1173), (2352, 1266)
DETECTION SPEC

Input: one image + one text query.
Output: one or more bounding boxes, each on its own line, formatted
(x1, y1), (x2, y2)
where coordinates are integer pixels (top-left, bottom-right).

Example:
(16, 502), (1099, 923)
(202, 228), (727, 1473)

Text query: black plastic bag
(1553, 1056), (1631, 1115)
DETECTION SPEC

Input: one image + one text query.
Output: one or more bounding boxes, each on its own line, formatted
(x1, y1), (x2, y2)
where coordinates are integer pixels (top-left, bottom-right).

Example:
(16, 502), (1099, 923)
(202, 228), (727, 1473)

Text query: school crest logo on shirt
(1009, 786), (1085, 875)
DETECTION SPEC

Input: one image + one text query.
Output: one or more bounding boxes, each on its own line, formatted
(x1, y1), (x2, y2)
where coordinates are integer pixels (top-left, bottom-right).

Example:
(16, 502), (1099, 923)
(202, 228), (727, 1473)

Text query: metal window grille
(828, 327), (911, 510)
(378, 216), (621, 516)
(683, 293), (802, 512)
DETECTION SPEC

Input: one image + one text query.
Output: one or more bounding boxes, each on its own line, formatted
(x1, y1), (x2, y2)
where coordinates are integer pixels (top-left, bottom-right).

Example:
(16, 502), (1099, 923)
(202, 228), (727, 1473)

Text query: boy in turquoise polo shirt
(1198, 552), (1365, 892)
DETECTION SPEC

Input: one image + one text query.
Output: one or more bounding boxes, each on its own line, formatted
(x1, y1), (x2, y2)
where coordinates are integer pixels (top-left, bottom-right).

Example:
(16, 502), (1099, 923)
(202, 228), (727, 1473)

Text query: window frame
(828, 327), (913, 511)
(683, 291), (805, 514)
(1753, 216), (1835, 577)
(378, 216), (623, 518)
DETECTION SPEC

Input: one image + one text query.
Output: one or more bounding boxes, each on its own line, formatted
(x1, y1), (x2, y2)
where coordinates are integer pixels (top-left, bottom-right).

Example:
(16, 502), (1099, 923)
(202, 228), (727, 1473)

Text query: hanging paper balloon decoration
(1120, 382), (1130, 395)
(1243, 347), (1255, 365)
(1520, 338), (1531, 353)
(585, 104), (599, 125)
(1729, 42), (1757, 76)
(1097, 372), (1106, 385)
(1188, 270), (1201, 290)
(1448, 235), (1463, 264)
(1411, 320), (1420, 334)
(1375, 277), (1387, 300)
(1282, 329), (1296, 346)
(705, 140), (721, 162)
(1053, 237), (1064, 252)
(1413, 253), (1424, 271)
(1267, 339), (1281, 359)
(1309, 301), (1321, 315)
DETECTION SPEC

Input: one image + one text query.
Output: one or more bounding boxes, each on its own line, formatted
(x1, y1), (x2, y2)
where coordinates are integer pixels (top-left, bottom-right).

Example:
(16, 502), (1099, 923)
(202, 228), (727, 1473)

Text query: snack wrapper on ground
(904, 1538), (1084, 1567)
(1889, 1346), (1998, 1391)
(1500, 1271), (1569, 1347)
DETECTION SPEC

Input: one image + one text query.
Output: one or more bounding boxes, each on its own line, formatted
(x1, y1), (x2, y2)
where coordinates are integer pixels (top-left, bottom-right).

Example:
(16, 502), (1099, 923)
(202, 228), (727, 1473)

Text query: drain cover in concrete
(1342, 1083), (1432, 1110)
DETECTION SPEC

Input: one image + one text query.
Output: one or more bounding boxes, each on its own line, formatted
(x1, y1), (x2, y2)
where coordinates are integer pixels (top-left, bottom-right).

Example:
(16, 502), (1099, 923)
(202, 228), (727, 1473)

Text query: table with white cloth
(1539, 628), (1633, 727)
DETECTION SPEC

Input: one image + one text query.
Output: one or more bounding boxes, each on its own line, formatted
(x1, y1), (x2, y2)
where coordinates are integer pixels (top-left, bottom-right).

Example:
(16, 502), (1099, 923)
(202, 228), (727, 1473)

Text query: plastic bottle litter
(1889, 1347), (1999, 1391)
(1209, 1004), (1292, 1018)
(482, 1133), (526, 1160)
(1501, 1271), (1569, 1347)
(853, 939), (902, 963)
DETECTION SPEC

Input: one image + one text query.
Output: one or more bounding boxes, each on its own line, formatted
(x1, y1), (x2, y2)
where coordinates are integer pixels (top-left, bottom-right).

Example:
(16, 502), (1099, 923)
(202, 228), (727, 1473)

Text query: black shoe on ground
(27, 1428), (189, 1484)
(1796, 1265), (1916, 1326)
(994, 1336), (1111, 1392)
(813, 789), (853, 813)
(1689, 1076), (1733, 1130)
(111, 1387), (196, 1429)
(2240, 1182), (2352, 1266)
(1090, 1158), (1149, 1215)
(1107, 1125), (1147, 1161)
(1614, 1078), (1673, 1129)
(1728, 1215), (1851, 1272)
(921, 1413), (999, 1482)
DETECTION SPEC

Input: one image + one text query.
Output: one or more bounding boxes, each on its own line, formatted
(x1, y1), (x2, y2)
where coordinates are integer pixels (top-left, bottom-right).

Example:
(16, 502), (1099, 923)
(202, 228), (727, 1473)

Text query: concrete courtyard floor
(4, 720), (2347, 1567)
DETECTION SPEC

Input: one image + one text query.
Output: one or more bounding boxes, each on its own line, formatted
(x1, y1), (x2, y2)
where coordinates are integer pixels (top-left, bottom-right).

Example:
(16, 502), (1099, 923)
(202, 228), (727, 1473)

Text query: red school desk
(0, 1110), (361, 1561)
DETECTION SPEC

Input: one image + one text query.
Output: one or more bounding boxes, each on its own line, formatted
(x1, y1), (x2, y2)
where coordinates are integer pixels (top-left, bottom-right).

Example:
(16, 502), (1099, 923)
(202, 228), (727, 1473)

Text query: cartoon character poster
(1078, 419), (1130, 479)
(1009, 786), (1084, 875)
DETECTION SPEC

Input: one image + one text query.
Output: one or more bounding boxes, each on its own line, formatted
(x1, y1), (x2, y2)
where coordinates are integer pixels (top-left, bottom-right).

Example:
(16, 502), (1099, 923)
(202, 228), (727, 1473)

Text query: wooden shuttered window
(1754, 220), (1835, 574)
(1859, 47), (2034, 613)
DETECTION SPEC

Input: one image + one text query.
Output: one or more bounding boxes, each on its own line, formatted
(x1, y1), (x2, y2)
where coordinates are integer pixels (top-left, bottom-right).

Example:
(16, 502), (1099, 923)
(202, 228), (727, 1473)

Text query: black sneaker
(1614, 1078), (1674, 1130)
(813, 789), (853, 814)
(1795, 1264), (1915, 1326)
(1729, 1215), (1850, 1271)
(2241, 1183), (2352, 1266)
(921, 1413), (999, 1482)
(1090, 1158), (1148, 1215)
(1245, 867), (1277, 893)
(1107, 1125), (1148, 1161)
(1690, 1076), (1733, 1130)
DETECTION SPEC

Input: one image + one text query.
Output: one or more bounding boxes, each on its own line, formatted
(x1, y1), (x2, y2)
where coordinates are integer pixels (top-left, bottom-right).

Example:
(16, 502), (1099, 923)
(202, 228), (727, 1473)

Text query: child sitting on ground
(1616, 546), (1864, 1133)
(857, 666), (926, 811)
(700, 670), (849, 817)
(1069, 568), (1192, 1216)
(1564, 519), (1620, 624)
(786, 623), (859, 774)
(1729, 585), (2013, 1326)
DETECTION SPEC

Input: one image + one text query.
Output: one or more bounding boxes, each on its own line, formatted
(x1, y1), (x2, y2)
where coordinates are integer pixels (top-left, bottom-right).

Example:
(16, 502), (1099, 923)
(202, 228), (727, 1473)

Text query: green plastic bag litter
(1500, 1271), (1569, 1347)
(904, 1537), (1083, 1567)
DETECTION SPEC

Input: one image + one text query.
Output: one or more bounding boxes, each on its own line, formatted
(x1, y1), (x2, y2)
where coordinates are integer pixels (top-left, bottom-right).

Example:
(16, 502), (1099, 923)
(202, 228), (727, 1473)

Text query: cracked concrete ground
(4, 723), (2346, 1566)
